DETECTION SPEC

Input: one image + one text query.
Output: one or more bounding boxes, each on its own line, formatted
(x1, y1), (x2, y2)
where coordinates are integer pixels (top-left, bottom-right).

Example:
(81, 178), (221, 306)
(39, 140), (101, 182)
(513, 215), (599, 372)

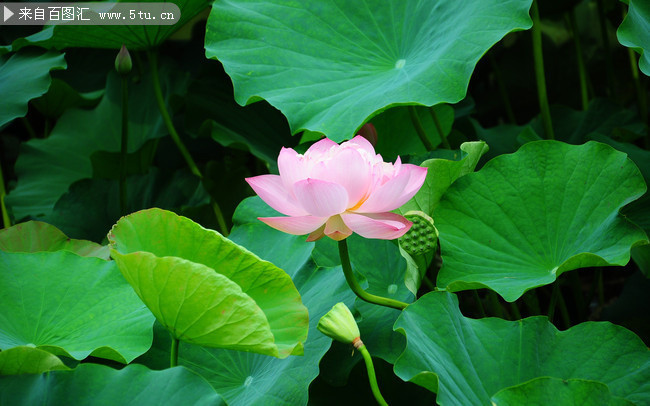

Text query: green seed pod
(399, 210), (438, 256)
(317, 302), (360, 344)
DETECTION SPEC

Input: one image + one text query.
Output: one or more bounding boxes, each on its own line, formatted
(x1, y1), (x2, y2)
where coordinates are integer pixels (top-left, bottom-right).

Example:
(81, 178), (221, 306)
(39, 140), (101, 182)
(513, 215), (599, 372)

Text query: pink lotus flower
(245, 136), (427, 241)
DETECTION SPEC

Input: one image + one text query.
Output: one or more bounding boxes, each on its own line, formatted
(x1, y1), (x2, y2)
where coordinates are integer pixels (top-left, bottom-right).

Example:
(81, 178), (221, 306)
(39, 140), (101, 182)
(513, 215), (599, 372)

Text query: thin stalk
(547, 283), (560, 322)
(44, 119), (51, 138)
(119, 76), (129, 216)
(20, 117), (37, 139)
(568, 272), (586, 321)
(523, 291), (541, 315)
(422, 275), (436, 291)
(408, 106), (435, 151)
(567, 10), (589, 110)
(148, 50), (229, 236)
(487, 291), (505, 318)
(531, 0), (555, 139)
(0, 161), (10, 228)
(428, 106), (451, 149)
(170, 336), (179, 367)
(596, 269), (605, 307)
(338, 240), (408, 311)
(473, 291), (486, 318)
(358, 344), (388, 406)
(627, 48), (649, 147)
(148, 50), (202, 179)
(210, 198), (229, 237)
(556, 288), (571, 329)
(596, 0), (615, 95)
(508, 301), (522, 320)
(488, 54), (517, 123)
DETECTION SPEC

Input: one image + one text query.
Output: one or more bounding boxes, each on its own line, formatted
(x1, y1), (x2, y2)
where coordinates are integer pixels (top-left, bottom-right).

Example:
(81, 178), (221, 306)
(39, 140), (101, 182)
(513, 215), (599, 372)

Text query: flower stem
(567, 10), (589, 111)
(119, 75), (129, 216)
(148, 50), (230, 236)
(338, 239), (408, 311)
(473, 290), (486, 318)
(627, 47), (649, 148)
(358, 343), (388, 406)
(596, 0), (615, 96)
(508, 301), (522, 320)
(531, 0), (555, 140)
(0, 160), (10, 228)
(408, 106), (435, 151)
(170, 335), (179, 368)
(428, 106), (451, 149)
(488, 53), (517, 124)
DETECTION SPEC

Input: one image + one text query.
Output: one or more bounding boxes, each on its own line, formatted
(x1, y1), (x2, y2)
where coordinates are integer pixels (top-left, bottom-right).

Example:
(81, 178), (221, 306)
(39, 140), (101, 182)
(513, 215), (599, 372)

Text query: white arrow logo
(4, 6), (14, 22)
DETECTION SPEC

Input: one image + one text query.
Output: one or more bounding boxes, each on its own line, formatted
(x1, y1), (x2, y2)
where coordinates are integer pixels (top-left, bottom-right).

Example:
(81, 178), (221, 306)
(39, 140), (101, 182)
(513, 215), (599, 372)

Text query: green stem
(44, 119), (51, 138)
(488, 54), (517, 123)
(358, 344), (388, 406)
(422, 275), (435, 291)
(523, 291), (541, 315)
(20, 117), (37, 139)
(148, 50), (230, 236)
(596, 269), (605, 307)
(0, 161), (10, 228)
(567, 10), (589, 111)
(568, 272), (586, 321)
(119, 75), (129, 216)
(508, 301), (522, 320)
(428, 106), (451, 149)
(531, 0), (555, 140)
(547, 283), (559, 322)
(338, 239), (408, 311)
(487, 291), (505, 318)
(170, 335), (179, 368)
(149, 51), (202, 178)
(473, 290), (486, 318)
(627, 47), (649, 147)
(556, 288), (571, 329)
(596, 0), (615, 96)
(211, 198), (229, 236)
(408, 106), (435, 151)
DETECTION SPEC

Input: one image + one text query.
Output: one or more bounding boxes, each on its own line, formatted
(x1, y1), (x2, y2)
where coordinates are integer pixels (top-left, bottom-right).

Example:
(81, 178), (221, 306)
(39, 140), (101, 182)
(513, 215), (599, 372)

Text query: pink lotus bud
(358, 123), (377, 147)
(114, 44), (132, 75)
(245, 136), (427, 241)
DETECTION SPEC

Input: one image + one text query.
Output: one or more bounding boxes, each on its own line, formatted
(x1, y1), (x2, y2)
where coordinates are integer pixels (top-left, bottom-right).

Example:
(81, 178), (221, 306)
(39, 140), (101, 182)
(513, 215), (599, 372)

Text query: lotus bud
(115, 44), (132, 75)
(317, 302), (361, 345)
(399, 210), (438, 256)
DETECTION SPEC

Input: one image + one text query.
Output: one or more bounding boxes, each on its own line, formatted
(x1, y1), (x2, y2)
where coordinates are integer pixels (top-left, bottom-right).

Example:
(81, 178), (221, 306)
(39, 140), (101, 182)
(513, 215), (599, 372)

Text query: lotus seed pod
(399, 210), (438, 256)
(317, 302), (360, 344)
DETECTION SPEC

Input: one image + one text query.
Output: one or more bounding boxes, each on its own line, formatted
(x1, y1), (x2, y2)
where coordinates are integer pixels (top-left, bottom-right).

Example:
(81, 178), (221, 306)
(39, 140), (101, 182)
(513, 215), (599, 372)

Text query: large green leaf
(0, 346), (69, 375)
(394, 291), (650, 405)
(0, 363), (225, 405)
(135, 197), (356, 405)
(491, 377), (634, 406)
(0, 50), (66, 127)
(109, 208), (308, 358)
(0, 251), (154, 363)
(618, 0), (650, 76)
(590, 133), (650, 277)
(0, 0), (210, 52)
(435, 141), (648, 301)
(0, 220), (109, 259)
(5, 70), (179, 220)
(205, 0), (533, 140)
